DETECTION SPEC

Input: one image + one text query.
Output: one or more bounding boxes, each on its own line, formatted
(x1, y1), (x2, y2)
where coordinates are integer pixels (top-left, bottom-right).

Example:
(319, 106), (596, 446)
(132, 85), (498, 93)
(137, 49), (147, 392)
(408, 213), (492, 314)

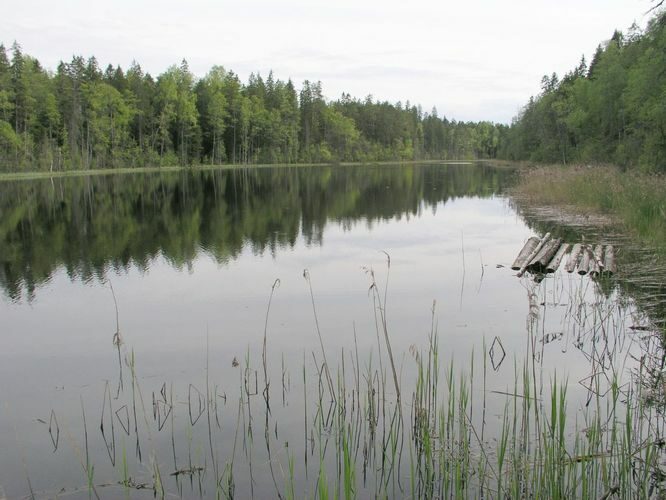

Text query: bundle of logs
(511, 232), (617, 278)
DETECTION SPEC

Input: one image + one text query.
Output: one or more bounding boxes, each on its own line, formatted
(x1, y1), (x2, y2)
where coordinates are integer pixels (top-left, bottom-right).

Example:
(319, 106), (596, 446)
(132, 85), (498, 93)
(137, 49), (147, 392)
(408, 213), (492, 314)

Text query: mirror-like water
(0, 163), (659, 498)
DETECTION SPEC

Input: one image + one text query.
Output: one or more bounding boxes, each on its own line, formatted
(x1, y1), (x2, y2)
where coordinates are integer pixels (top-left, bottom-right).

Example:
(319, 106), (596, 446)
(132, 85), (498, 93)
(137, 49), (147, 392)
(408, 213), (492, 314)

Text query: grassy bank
(511, 164), (666, 252)
(0, 159), (477, 183)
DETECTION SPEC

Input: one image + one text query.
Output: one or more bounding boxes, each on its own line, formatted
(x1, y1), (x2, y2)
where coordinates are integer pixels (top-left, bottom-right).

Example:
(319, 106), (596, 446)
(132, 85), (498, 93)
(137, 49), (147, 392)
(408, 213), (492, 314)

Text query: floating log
(565, 243), (583, 273)
(593, 245), (605, 272)
(578, 245), (592, 275)
(511, 237), (540, 270)
(588, 246), (600, 276)
(603, 245), (617, 275)
(546, 243), (570, 273)
(528, 238), (563, 273)
(517, 232), (551, 277)
(513, 237), (619, 279)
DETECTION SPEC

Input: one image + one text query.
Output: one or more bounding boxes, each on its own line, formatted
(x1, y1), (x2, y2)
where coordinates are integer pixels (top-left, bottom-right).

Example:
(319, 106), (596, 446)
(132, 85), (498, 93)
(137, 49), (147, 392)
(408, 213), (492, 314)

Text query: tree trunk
(511, 236), (540, 270)
(546, 243), (570, 273)
(603, 245), (617, 275)
(517, 232), (551, 277)
(587, 246), (601, 276)
(528, 238), (562, 273)
(592, 245), (605, 273)
(578, 245), (592, 275)
(565, 243), (583, 273)
(212, 131), (216, 166)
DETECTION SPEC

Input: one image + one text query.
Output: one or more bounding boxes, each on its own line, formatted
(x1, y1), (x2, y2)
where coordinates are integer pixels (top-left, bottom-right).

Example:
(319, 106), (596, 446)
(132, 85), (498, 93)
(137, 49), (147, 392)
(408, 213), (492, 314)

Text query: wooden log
(593, 245), (605, 272)
(588, 246), (600, 276)
(528, 238), (563, 273)
(603, 245), (617, 275)
(546, 243), (570, 273)
(578, 245), (592, 275)
(565, 243), (583, 273)
(511, 236), (540, 270)
(517, 232), (551, 277)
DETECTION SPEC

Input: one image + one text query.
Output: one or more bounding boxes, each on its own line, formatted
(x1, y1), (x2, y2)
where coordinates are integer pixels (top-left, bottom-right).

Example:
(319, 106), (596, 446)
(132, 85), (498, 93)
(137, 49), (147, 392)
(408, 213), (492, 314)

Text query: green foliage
(0, 119), (19, 150)
(156, 61), (199, 165)
(196, 66), (229, 165)
(84, 82), (134, 167)
(0, 44), (505, 171)
(502, 11), (666, 172)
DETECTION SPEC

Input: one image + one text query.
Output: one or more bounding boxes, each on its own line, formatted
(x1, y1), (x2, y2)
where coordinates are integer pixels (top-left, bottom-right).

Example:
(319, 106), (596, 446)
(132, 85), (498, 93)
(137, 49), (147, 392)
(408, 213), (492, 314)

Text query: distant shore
(0, 159), (487, 182)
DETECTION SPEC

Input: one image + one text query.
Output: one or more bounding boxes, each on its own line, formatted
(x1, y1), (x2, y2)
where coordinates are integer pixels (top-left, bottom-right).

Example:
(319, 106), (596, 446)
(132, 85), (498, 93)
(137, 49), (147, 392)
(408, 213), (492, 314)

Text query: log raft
(592, 245), (605, 276)
(603, 245), (617, 275)
(512, 236), (618, 277)
(528, 238), (563, 273)
(517, 232), (551, 278)
(587, 246), (600, 276)
(546, 243), (570, 273)
(511, 237), (540, 270)
(578, 246), (592, 275)
(565, 243), (583, 273)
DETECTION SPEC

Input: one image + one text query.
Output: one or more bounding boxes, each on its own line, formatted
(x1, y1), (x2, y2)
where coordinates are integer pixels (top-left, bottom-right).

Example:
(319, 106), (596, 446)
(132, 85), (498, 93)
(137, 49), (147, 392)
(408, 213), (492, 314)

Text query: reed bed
(27, 269), (666, 499)
(511, 164), (666, 253)
(512, 166), (666, 249)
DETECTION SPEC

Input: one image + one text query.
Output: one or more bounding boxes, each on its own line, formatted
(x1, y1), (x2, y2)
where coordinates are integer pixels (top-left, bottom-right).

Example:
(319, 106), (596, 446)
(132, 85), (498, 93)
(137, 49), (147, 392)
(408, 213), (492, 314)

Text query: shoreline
(0, 159), (489, 182)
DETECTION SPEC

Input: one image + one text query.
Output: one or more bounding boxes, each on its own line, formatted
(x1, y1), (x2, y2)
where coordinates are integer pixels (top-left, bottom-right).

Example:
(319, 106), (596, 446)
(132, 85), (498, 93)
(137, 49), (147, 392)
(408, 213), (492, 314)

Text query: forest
(500, 10), (666, 171)
(1, 10), (664, 173)
(0, 44), (506, 171)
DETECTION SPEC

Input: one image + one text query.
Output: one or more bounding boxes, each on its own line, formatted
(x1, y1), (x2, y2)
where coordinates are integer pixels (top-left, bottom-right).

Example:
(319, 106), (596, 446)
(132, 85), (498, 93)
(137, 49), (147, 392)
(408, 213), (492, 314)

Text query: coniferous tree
(0, 41), (510, 170)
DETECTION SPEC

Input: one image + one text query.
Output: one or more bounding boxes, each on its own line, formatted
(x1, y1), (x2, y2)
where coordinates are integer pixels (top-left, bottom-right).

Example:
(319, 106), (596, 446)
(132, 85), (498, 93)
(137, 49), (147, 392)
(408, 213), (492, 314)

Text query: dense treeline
(0, 44), (506, 171)
(501, 11), (666, 171)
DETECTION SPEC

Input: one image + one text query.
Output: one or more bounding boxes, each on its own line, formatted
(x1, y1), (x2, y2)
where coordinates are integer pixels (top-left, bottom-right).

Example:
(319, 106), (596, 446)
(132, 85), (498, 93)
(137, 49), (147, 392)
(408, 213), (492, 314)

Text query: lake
(0, 163), (659, 498)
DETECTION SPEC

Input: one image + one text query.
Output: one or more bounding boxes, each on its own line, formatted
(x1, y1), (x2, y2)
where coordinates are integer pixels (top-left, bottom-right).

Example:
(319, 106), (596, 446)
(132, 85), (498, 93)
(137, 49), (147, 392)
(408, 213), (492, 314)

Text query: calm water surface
(0, 163), (649, 498)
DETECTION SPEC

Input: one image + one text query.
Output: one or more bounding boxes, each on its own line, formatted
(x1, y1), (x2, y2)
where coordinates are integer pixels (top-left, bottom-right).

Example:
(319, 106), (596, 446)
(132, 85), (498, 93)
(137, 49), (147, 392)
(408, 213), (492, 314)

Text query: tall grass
(42, 346), (665, 498)
(31, 269), (665, 499)
(511, 165), (666, 251)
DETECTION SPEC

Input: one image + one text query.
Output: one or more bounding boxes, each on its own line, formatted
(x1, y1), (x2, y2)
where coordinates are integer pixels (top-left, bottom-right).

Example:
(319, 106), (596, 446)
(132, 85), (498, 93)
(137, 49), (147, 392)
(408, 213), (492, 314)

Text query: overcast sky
(1, 0), (656, 123)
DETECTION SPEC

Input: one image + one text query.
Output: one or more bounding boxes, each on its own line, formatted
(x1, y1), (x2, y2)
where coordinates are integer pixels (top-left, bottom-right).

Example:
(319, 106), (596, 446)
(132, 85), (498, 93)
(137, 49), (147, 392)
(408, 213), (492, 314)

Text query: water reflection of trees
(0, 163), (513, 300)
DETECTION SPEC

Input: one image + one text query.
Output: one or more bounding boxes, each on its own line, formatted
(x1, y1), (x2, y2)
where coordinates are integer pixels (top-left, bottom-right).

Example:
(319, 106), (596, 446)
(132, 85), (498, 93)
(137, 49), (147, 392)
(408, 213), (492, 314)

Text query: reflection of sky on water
(2, 196), (528, 357)
(0, 185), (644, 497)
